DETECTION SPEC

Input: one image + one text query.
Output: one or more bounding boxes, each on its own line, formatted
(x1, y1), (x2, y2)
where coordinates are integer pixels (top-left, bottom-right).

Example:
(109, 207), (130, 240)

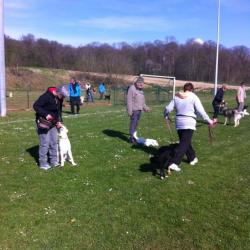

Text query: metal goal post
(139, 74), (176, 99)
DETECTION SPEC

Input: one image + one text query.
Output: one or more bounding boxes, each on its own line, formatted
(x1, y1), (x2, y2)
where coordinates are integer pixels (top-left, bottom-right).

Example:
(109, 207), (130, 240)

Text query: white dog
(234, 109), (249, 127)
(133, 131), (159, 147)
(58, 125), (77, 166)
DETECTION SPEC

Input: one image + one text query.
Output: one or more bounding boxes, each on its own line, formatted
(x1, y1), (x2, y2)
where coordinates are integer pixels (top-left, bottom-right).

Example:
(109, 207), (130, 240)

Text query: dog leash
(165, 118), (175, 143)
(208, 125), (215, 144)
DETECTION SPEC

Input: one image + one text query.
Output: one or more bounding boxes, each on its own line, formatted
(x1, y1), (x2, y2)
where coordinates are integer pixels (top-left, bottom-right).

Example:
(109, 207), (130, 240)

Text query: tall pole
(0, 0), (6, 116)
(214, 0), (221, 96)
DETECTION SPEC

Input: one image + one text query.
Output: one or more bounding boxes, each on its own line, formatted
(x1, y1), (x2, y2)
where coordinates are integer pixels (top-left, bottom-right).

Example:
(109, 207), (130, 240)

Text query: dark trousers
(129, 110), (141, 141)
(99, 93), (104, 99)
(171, 129), (195, 165)
(70, 97), (80, 114)
(212, 101), (220, 118)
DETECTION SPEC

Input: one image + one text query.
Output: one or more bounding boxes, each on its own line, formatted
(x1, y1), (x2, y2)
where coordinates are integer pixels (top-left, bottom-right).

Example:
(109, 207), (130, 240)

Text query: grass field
(0, 95), (250, 249)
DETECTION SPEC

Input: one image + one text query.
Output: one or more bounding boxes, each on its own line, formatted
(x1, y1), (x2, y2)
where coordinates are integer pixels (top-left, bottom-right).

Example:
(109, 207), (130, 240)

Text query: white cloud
(4, 1), (30, 10)
(79, 16), (174, 32)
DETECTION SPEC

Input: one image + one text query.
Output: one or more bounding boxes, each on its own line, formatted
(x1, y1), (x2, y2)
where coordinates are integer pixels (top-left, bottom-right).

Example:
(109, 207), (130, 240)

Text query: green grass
(0, 97), (250, 249)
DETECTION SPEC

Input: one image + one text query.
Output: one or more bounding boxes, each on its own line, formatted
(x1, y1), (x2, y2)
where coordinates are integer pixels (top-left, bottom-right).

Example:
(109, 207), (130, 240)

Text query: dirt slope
(6, 67), (244, 91)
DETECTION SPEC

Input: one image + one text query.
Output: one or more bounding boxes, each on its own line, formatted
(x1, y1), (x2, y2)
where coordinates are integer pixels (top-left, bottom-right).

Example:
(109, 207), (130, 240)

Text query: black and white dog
(150, 143), (178, 179)
(222, 105), (249, 127)
(133, 131), (159, 147)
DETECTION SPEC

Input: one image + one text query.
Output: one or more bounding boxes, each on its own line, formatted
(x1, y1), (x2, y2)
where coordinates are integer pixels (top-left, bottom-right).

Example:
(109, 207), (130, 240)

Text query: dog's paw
(72, 162), (77, 166)
(167, 169), (172, 176)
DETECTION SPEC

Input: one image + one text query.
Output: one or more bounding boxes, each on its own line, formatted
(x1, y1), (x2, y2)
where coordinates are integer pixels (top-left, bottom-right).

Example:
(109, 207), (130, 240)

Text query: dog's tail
(133, 131), (138, 140)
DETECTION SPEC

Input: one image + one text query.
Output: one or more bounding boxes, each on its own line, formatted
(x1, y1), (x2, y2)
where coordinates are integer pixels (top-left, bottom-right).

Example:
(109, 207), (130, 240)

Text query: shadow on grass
(131, 143), (158, 155)
(139, 162), (158, 177)
(26, 145), (39, 165)
(102, 129), (130, 143)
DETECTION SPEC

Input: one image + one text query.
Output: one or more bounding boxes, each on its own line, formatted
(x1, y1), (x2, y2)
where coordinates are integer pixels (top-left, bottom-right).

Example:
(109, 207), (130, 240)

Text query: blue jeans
(237, 102), (244, 112)
(37, 126), (59, 167)
(129, 110), (141, 142)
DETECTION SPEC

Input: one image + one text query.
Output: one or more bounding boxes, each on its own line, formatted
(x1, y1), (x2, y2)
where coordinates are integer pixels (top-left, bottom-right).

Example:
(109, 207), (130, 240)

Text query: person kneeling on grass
(164, 82), (215, 172)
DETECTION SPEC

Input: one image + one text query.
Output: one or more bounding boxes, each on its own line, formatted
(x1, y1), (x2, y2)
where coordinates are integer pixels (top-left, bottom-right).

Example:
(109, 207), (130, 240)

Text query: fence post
(26, 89), (30, 109)
(155, 87), (160, 103)
(112, 87), (116, 105)
(123, 87), (127, 105)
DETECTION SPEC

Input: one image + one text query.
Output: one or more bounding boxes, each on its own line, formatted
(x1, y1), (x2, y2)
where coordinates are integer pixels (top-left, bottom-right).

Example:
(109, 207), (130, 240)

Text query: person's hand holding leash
(56, 122), (62, 129)
(208, 120), (216, 128)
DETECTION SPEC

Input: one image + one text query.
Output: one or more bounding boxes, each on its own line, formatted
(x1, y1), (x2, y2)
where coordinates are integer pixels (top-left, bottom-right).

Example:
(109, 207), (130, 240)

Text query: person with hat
(33, 87), (62, 170)
(56, 85), (68, 122)
(126, 76), (150, 144)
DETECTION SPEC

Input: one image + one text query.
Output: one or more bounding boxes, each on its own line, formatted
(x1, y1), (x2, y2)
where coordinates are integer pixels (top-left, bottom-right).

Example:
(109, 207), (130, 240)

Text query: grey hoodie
(164, 91), (212, 130)
(127, 84), (149, 116)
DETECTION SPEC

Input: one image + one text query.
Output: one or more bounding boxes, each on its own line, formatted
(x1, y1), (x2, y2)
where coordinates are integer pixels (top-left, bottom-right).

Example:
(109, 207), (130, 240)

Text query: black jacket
(33, 91), (60, 122)
(213, 88), (224, 104)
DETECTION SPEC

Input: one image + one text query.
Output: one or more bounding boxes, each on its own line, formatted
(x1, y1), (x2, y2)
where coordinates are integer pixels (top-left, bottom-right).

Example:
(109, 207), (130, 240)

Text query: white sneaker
(190, 157), (198, 166)
(169, 163), (181, 172)
(40, 165), (51, 170)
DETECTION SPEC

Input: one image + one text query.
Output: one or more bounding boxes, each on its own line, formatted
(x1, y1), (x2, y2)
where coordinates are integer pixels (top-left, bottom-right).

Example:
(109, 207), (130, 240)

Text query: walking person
(33, 87), (62, 170)
(86, 83), (94, 102)
(68, 77), (81, 114)
(164, 82), (215, 172)
(212, 84), (227, 122)
(98, 83), (106, 100)
(127, 76), (150, 144)
(236, 81), (247, 111)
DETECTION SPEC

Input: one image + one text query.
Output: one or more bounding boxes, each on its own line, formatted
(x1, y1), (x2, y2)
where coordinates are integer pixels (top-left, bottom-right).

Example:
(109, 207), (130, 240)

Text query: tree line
(5, 34), (250, 84)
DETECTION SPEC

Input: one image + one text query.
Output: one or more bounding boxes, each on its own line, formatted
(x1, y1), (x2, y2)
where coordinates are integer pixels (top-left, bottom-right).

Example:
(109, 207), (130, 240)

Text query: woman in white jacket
(164, 82), (214, 172)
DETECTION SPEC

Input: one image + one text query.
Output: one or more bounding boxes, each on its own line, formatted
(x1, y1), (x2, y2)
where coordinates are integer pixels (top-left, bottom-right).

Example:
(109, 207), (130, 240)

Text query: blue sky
(4, 0), (250, 48)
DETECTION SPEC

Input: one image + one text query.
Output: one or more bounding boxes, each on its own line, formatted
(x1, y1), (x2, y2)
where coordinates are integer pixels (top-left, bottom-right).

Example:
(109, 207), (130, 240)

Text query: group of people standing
(68, 77), (95, 114)
(127, 77), (247, 173)
(67, 78), (108, 114)
(33, 76), (247, 172)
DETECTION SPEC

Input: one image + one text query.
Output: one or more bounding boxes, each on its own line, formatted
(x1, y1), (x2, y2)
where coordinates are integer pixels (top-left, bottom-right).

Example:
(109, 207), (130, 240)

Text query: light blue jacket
(68, 83), (81, 97)
(164, 91), (212, 130)
(98, 83), (106, 94)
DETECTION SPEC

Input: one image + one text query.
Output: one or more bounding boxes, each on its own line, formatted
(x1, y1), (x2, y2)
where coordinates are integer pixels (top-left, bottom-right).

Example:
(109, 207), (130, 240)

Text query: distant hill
(6, 67), (241, 91)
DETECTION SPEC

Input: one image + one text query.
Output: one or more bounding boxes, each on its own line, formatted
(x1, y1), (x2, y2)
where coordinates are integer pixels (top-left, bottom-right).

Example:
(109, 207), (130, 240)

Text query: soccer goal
(139, 74), (176, 99)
